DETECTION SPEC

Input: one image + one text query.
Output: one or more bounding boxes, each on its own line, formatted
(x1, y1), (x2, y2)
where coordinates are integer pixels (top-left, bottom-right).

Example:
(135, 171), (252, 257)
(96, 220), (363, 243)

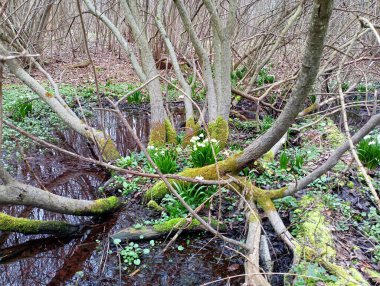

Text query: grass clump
(147, 145), (178, 174)
(190, 134), (220, 167)
(358, 134), (380, 170)
(161, 182), (217, 218)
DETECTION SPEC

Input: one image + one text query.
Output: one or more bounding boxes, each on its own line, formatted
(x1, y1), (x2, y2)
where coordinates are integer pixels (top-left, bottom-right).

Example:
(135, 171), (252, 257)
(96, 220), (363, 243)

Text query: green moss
(292, 196), (369, 285)
(209, 116), (229, 148)
(153, 217), (225, 233)
(77, 196), (121, 215)
(97, 137), (121, 161)
(149, 121), (166, 147)
(0, 213), (78, 235)
(248, 212), (260, 223)
(295, 196), (336, 260)
(182, 117), (200, 146)
(322, 262), (369, 285)
(262, 150), (274, 162)
(364, 268), (380, 284)
(144, 153), (242, 201)
(164, 119), (177, 145)
(324, 119), (345, 148)
(147, 200), (164, 212)
(301, 102), (318, 115)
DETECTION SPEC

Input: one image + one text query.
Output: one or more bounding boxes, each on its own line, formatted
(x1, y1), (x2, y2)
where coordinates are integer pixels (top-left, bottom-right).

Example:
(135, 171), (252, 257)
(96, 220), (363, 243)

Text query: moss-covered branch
(144, 154), (242, 201)
(0, 213), (80, 235)
(0, 183), (121, 216)
(111, 217), (225, 241)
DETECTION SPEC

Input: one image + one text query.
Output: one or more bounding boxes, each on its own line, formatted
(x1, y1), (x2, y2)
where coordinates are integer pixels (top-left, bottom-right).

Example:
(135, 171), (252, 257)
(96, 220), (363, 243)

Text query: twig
(107, 98), (249, 250)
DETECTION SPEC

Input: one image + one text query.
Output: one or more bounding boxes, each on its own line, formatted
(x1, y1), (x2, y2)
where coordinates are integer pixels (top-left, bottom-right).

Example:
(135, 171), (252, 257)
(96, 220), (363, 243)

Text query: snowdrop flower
(364, 135), (370, 140)
(160, 150), (165, 155)
(193, 146), (197, 151)
(147, 145), (155, 150)
(199, 133), (204, 138)
(195, 176), (204, 180)
(211, 138), (218, 143)
(204, 138), (209, 143)
(369, 141), (375, 145)
(190, 136), (199, 143)
(197, 142), (205, 147)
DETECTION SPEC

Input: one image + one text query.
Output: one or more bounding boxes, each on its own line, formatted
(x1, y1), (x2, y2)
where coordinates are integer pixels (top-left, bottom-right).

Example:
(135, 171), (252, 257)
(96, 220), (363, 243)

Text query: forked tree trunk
(145, 0), (335, 201)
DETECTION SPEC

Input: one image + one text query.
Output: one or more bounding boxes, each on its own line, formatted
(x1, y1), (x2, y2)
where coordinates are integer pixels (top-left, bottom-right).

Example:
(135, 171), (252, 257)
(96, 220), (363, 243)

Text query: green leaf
(113, 238), (121, 245)
(133, 259), (141, 265)
(143, 248), (150, 254)
(177, 245), (185, 251)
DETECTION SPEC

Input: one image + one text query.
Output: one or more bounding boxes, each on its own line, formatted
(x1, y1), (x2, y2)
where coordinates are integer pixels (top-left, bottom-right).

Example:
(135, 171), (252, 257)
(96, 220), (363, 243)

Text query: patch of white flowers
(363, 132), (380, 145)
(195, 176), (204, 181)
(190, 135), (218, 150)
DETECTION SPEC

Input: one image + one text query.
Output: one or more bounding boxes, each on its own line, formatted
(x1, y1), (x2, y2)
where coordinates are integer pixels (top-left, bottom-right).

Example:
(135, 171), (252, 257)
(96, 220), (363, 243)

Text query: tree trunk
(145, 0), (335, 199)
(0, 43), (120, 161)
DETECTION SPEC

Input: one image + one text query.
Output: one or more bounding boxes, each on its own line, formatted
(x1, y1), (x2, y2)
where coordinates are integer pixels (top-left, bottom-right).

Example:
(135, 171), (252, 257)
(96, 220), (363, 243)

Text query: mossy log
(0, 213), (80, 235)
(0, 182), (121, 216)
(292, 195), (370, 285)
(111, 217), (225, 241)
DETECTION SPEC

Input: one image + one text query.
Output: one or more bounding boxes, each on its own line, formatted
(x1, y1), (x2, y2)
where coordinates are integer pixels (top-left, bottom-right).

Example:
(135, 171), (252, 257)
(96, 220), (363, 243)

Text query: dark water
(0, 106), (250, 286)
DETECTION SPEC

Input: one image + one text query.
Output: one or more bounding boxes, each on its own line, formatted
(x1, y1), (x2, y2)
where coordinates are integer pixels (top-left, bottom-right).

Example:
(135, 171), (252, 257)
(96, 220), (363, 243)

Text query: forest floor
(1, 50), (379, 285)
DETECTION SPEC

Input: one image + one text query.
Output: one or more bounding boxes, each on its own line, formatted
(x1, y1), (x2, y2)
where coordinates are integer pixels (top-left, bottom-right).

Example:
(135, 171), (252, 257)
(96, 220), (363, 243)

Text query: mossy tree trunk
(174, 0), (237, 146)
(84, 0), (177, 147)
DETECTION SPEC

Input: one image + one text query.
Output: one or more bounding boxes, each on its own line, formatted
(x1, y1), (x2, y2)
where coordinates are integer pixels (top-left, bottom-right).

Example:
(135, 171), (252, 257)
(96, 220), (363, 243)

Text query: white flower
(204, 138), (209, 143)
(195, 176), (204, 180)
(193, 146), (197, 151)
(364, 135), (370, 140)
(147, 145), (155, 150)
(197, 142), (205, 147)
(190, 136), (199, 143)
(199, 133), (204, 138)
(369, 141), (375, 145)
(211, 139), (218, 143)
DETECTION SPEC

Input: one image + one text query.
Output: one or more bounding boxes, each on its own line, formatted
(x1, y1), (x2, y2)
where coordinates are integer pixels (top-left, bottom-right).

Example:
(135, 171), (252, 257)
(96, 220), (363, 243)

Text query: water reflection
(0, 105), (188, 285)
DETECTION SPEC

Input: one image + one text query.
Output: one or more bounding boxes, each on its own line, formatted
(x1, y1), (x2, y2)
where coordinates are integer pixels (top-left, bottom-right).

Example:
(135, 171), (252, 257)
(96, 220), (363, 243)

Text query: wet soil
(4, 98), (376, 286)
(0, 106), (255, 286)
